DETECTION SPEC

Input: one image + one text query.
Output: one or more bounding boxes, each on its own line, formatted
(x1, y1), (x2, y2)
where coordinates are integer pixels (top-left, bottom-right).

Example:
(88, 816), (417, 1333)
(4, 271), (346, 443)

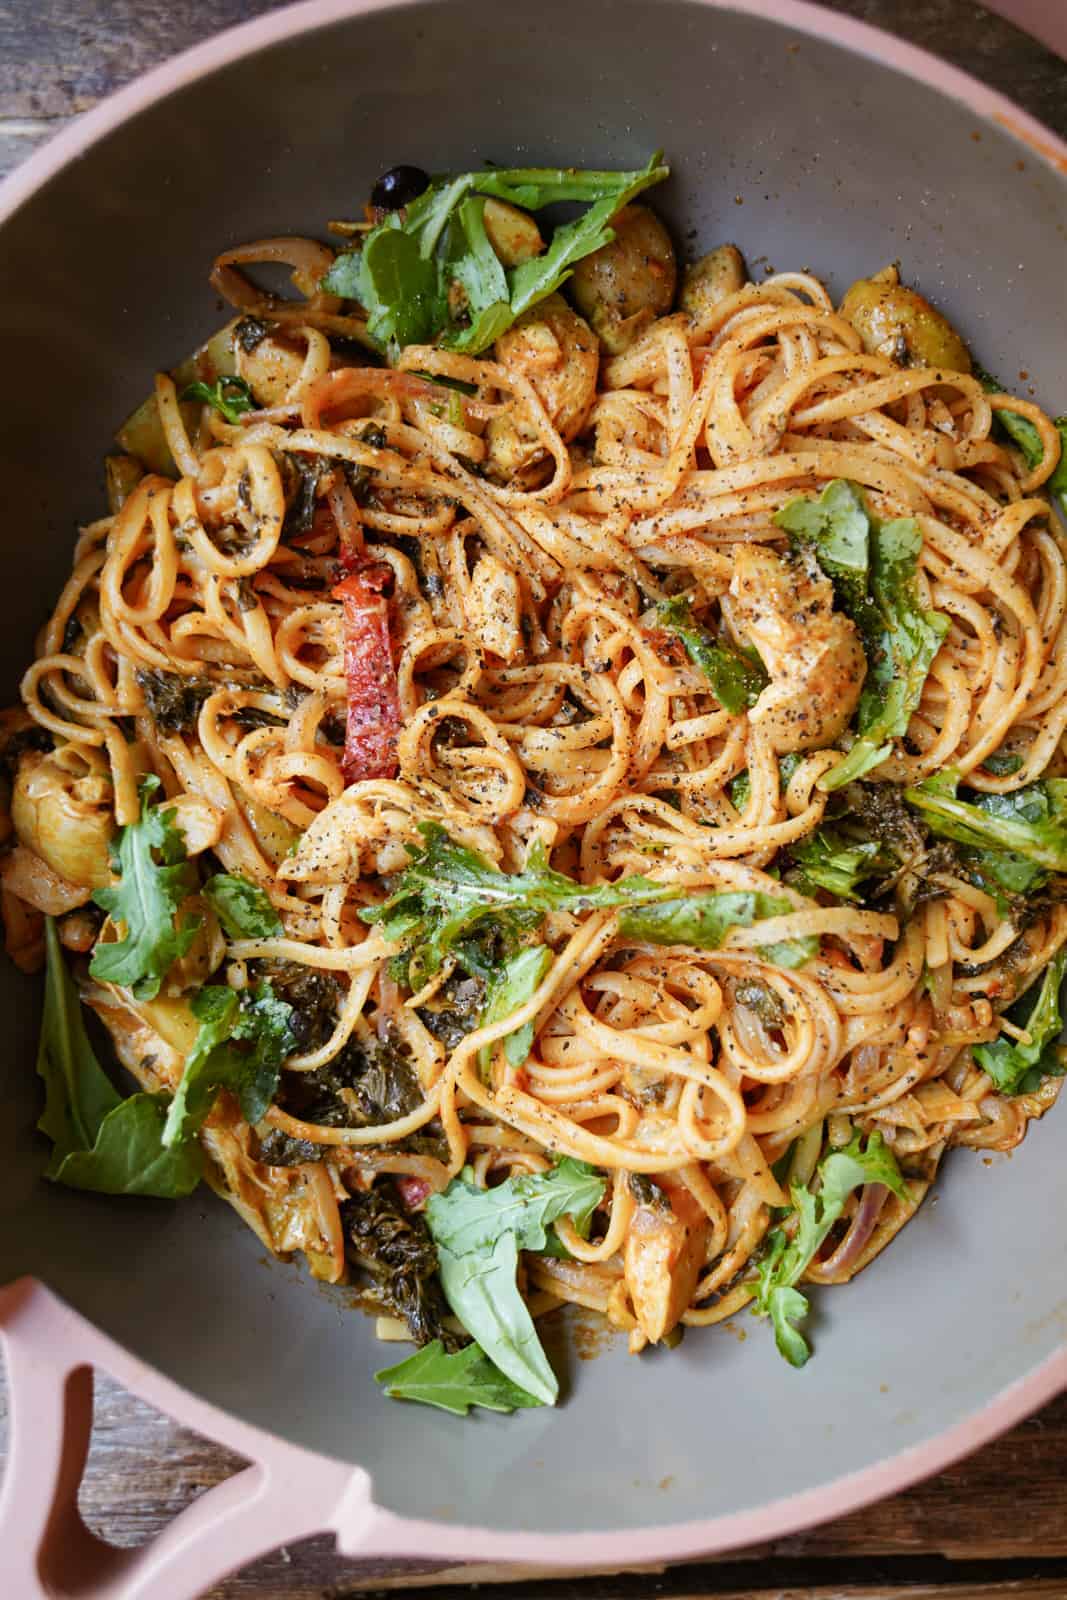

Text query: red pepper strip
(333, 562), (400, 783)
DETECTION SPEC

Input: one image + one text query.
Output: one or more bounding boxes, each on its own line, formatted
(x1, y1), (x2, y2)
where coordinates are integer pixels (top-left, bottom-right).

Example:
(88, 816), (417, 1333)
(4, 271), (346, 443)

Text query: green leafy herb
(618, 890), (816, 967)
(37, 918), (202, 1196)
(90, 776), (200, 1000)
(982, 752), (1024, 777)
(787, 826), (895, 902)
(478, 943), (553, 1079)
(777, 480), (948, 788)
(323, 157), (669, 354)
(657, 594), (768, 713)
(375, 1338), (540, 1416)
(977, 367), (1067, 523)
(180, 375), (256, 423)
(162, 982), (295, 1147)
(365, 824), (812, 987)
(754, 1129), (908, 1367)
(973, 945), (1067, 1095)
(203, 872), (283, 939)
(905, 770), (1067, 880)
(425, 1158), (606, 1404)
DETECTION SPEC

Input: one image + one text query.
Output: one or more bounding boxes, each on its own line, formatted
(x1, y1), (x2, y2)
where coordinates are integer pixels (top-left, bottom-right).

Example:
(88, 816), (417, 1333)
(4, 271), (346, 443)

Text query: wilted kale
(250, 960), (341, 1053)
(234, 316), (272, 351)
(342, 1180), (453, 1346)
(136, 670), (216, 734)
(416, 971), (487, 1051)
(0, 723), (52, 782)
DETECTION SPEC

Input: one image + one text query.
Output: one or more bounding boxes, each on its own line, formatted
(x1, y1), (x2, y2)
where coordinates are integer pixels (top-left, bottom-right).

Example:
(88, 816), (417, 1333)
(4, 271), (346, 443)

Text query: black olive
(370, 165), (430, 211)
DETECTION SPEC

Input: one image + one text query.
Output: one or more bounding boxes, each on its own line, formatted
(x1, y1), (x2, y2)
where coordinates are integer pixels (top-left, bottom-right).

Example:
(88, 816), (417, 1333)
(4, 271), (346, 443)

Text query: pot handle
(0, 1277), (375, 1600)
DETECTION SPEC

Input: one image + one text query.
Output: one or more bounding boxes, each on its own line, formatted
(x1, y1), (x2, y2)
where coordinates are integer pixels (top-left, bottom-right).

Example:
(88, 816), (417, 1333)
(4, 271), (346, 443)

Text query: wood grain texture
(0, 1), (1065, 1596)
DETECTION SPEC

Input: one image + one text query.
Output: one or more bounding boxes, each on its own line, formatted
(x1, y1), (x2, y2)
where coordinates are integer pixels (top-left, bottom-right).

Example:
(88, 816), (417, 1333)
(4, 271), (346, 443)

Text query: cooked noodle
(7, 194), (1066, 1380)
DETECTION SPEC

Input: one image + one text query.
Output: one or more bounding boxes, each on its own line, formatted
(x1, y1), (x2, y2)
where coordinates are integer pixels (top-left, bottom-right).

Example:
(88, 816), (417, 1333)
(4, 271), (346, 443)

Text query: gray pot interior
(1, 0), (1064, 1538)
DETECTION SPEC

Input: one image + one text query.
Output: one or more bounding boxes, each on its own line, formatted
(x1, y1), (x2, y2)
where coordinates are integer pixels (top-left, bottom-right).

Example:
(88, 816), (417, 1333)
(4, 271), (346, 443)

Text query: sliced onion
(812, 1182), (889, 1281)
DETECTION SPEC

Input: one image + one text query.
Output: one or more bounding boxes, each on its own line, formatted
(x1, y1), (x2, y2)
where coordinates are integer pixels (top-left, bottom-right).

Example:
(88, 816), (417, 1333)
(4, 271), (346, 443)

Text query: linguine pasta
(7, 163), (1067, 1408)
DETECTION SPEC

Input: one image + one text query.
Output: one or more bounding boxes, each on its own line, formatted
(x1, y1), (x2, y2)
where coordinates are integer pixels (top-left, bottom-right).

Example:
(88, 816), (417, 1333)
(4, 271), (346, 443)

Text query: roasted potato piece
(235, 332), (309, 407)
(116, 320), (240, 476)
(680, 244), (746, 323)
(625, 1189), (708, 1345)
(12, 749), (115, 891)
(482, 199), (543, 266)
(840, 264), (972, 373)
(570, 204), (677, 353)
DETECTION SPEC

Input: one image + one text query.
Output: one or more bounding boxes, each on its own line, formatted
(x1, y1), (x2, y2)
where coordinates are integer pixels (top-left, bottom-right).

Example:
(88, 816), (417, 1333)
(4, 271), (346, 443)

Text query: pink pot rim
(0, 0), (1065, 1569)
(3, 1276), (1066, 1566)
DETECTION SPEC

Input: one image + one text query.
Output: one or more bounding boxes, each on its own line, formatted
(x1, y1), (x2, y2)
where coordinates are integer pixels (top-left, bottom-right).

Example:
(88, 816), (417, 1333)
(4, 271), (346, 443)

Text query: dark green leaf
(657, 595), (768, 713)
(37, 918), (201, 1196)
(905, 771), (1067, 875)
(478, 943), (553, 1078)
(181, 375), (255, 424)
(375, 1338), (540, 1415)
(982, 752), (1024, 776)
(976, 368), (1066, 524)
(203, 873), (283, 939)
(788, 827), (894, 901)
(973, 945), (1067, 1095)
(162, 982), (295, 1147)
(90, 776), (200, 1000)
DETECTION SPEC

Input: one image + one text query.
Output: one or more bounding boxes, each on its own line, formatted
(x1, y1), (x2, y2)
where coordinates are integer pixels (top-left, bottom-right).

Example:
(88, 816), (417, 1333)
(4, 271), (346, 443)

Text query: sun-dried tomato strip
(333, 562), (400, 783)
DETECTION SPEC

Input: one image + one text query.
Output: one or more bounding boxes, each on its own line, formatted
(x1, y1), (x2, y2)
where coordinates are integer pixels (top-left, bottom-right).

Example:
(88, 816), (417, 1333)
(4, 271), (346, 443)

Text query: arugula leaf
(365, 824), (812, 986)
(753, 1129), (907, 1367)
(363, 823), (673, 987)
(973, 945), (1067, 1095)
(478, 943), (553, 1079)
(787, 827), (895, 902)
(657, 595), (768, 713)
(442, 196), (516, 354)
(323, 156), (669, 355)
(37, 918), (202, 1196)
(775, 478), (875, 622)
(181, 375), (255, 423)
(905, 770), (1067, 877)
(428, 1158), (605, 1257)
(90, 776), (200, 1000)
(618, 890), (815, 969)
(777, 480), (948, 789)
(375, 1338), (540, 1415)
(426, 1159), (605, 1404)
(977, 367), (1067, 523)
(203, 873), (283, 939)
(162, 982), (295, 1147)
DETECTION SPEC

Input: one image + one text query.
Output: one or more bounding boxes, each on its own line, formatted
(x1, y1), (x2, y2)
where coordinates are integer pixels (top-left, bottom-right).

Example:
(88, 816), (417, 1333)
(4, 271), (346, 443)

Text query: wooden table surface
(0, 1), (1065, 1596)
